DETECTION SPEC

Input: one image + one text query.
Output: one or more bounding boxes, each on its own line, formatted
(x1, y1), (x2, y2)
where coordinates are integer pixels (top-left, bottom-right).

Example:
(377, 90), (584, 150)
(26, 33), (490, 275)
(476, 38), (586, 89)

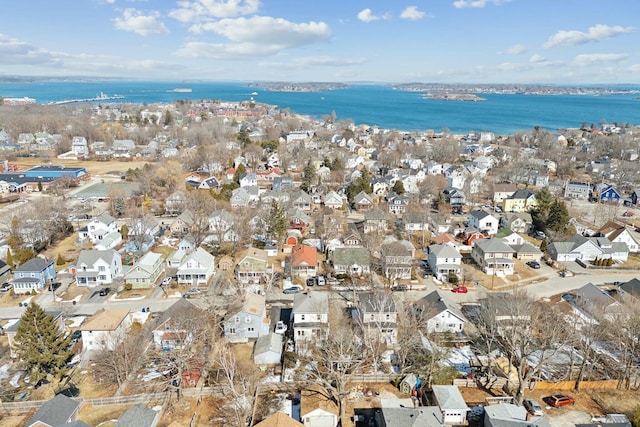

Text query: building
(80, 308), (132, 352)
(300, 385), (339, 427)
(431, 385), (470, 425)
(471, 239), (516, 276)
(24, 394), (82, 427)
(235, 247), (273, 284)
(253, 333), (283, 365)
(332, 247), (371, 275)
(123, 251), (164, 289)
(176, 247), (215, 287)
(381, 241), (414, 281)
(564, 180), (592, 200)
(427, 244), (462, 282)
(12, 257), (56, 294)
(293, 291), (329, 352)
(223, 292), (269, 342)
(355, 292), (397, 346)
(290, 245), (318, 280)
(467, 210), (499, 236)
(75, 249), (123, 287)
(412, 290), (467, 334)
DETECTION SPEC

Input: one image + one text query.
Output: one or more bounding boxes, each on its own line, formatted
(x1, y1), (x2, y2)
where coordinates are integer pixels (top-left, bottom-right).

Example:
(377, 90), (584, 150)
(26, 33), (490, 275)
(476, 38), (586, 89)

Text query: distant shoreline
(423, 93), (486, 102)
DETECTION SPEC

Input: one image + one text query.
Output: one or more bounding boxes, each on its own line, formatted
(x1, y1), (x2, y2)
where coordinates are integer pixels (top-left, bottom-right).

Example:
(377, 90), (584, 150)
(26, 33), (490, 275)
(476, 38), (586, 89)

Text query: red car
(451, 286), (468, 293)
(543, 394), (575, 407)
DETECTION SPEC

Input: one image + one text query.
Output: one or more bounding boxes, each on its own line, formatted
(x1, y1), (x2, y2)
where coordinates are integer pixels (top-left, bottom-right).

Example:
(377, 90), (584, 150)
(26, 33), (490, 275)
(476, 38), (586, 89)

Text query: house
(254, 412), (303, 427)
(427, 244), (462, 282)
(165, 191), (186, 216)
(12, 257), (56, 294)
(254, 333), (283, 365)
(363, 209), (388, 234)
(386, 192), (409, 215)
(291, 190), (313, 212)
(595, 221), (640, 253)
(467, 210), (499, 236)
(618, 278), (640, 302)
(403, 211), (429, 233)
(112, 139), (136, 157)
(230, 187), (259, 208)
(332, 247), (371, 275)
(80, 308), (132, 352)
(290, 245), (318, 279)
(128, 214), (161, 240)
(208, 209), (239, 243)
(595, 183), (621, 203)
(443, 187), (465, 207)
(75, 249), (123, 287)
(547, 235), (629, 263)
(412, 290), (467, 334)
(355, 292), (397, 346)
(381, 241), (415, 281)
(86, 212), (119, 244)
(471, 239), (516, 276)
(170, 210), (195, 236)
(115, 404), (161, 427)
(176, 247), (215, 287)
(235, 247), (273, 284)
(564, 180), (592, 200)
(152, 299), (200, 350)
(510, 240), (543, 261)
(0, 259), (10, 284)
(484, 403), (551, 427)
(24, 394), (82, 427)
(503, 212), (532, 234)
(431, 385), (470, 425)
(123, 251), (164, 289)
(198, 176), (220, 190)
(239, 172), (258, 188)
(287, 208), (313, 234)
(293, 291), (329, 352)
(223, 292), (269, 342)
(502, 189), (536, 213)
(71, 136), (89, 157)
(574, 283), (624, 321)
(353, 190), (374, 211)
(323, 190), (344, 209)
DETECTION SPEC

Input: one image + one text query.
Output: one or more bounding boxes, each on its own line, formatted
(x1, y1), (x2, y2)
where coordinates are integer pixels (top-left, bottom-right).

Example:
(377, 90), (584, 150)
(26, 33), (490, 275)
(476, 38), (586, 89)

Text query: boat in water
(251, 91), (258, 96)
(172, 88), (193, 93)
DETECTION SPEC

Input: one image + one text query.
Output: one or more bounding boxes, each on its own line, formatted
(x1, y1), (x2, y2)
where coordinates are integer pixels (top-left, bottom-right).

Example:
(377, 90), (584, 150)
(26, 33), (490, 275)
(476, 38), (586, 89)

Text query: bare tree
(607, 302), (640, 390)
(92, 329), (144, 389)
(184, 190), (217, 247)
(475, 291), (570, 405)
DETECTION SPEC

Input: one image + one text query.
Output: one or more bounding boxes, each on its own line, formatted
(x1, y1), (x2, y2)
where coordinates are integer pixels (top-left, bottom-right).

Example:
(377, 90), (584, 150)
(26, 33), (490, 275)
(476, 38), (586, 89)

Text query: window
(300, 314), (305, 321)
(248, 327), (254, 332)
(228, 328), (236, 334)
(99, 266), (105, 272)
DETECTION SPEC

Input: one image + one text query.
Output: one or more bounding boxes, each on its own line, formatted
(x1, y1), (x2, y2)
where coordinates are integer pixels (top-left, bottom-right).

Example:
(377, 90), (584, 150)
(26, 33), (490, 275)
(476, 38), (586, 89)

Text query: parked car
(316, 275), (326, 286)
(274, 321), (288, 335)
(184, 288), (202, 298)
(527, 261), (541, 269)
(48, 282), (62, 292)
(161, 276), (172, 286)
(535, 230), (546, 239)
(283, 285), (303, 294)
(622, 211), (635, 217)
(306, 277), (316, 287)
(543, 394), (575, 407)
(0, 282), (12, 292)
(494, 206), (503, 213)
(523, 398), (544, 416)
(99, 287), (110, 296)
(70, 330), (82, 343)
(392, 284), (409, 292)
(451, 286), (468, 293)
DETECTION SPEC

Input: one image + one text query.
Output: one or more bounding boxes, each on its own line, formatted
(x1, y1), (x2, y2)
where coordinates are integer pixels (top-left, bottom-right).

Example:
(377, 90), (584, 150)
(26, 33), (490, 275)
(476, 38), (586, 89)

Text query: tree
(184, 190), (217, 247)
(113, 195), (127, 217)
(346, 168), (372, 201)
(300, 160), (317, 193)
(14, 303), (73, 384)
(266, 200), (287, 246)
(92, 325), (145, 389)
(475, 291), (570, 405)
(392, 180), (406, 195)
(120, 224), (129, 241)
(6, 248), (14, 269)
(215, 344), (260, 427)
(233, 163), (247, 184)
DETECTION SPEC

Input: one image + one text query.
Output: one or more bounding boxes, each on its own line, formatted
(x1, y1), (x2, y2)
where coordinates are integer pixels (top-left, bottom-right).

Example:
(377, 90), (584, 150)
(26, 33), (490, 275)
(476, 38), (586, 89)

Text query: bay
(0, 81), (638, 135)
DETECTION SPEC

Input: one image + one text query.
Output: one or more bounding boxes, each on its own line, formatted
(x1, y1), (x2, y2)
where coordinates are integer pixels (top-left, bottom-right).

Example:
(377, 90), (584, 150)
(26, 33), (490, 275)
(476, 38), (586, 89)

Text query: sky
(0, 0), (639, 84)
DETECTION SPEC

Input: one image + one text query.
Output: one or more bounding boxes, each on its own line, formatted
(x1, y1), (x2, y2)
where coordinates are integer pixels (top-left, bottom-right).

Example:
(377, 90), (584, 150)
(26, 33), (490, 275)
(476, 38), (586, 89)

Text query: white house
(468, 210), (499, 236)
(253, 333), (283, 365)
(293, 291), (329, 353)
(71, 136), (89, 157)
(85, 212), (119, 245)
(427, 244), (462, 282)
(176, 247), (215, 287)
(75, 249), (123, 287)
(79, 308), (132, 352)
(300, 386), (339, 427)
(412, 290), (467, 334)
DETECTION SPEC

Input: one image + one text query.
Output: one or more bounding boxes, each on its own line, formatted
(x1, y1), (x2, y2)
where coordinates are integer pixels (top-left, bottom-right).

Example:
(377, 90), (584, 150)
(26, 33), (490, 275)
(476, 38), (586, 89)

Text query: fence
(532, 379), (618, 390)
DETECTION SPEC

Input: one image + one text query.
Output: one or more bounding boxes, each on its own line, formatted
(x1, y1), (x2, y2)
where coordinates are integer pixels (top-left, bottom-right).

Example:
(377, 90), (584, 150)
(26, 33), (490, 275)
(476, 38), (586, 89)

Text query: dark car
(99, 287), (110, 296)
(392, 284), (409, 292)
(48, 282), (62, 292)
(70, 330), (82, 343)
(527, 261), (541, 269)
(0, 282), (12, 292)
(543, 394), (575, 407)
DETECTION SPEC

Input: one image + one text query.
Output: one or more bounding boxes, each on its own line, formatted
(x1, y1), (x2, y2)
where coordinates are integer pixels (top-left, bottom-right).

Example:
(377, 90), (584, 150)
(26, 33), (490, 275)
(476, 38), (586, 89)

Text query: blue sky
(0, 0), (639, 83)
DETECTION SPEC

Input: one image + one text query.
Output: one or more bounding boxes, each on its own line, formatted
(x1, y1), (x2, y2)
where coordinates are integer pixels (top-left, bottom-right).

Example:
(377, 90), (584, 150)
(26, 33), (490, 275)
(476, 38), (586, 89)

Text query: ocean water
(0, 81), (638, 135)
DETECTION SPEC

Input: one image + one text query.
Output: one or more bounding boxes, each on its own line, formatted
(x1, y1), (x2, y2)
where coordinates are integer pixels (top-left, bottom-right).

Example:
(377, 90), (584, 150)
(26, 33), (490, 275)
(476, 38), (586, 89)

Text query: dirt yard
(11, 158), (151, 177)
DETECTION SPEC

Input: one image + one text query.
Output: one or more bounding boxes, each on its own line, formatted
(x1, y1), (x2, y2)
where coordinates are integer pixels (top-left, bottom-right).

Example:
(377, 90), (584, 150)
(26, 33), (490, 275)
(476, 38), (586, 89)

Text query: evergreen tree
(346, 168), (372, 201)
(300, 160), (317, 193)
(233, 163), (247, 184)
(392, 180), (406, 195)
(266, 200), (287, 245)
(114, 195), (127, 217)
(56, 253), (65, 266)
(120, 224), (129, 240)
(14, 303), (73, 383)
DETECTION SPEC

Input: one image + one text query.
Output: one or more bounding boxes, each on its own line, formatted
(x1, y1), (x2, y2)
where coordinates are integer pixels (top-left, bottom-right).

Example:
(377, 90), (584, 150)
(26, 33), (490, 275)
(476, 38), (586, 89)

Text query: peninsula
(423, 93), (486, 101)
(247, 82), (349, 92)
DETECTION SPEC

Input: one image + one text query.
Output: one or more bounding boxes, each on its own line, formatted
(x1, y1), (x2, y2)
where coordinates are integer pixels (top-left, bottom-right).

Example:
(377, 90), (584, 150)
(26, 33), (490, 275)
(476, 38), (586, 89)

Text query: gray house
(25, 394), (82, 427)
(223, 292), (269, 343)
(115, 404), (161, 427)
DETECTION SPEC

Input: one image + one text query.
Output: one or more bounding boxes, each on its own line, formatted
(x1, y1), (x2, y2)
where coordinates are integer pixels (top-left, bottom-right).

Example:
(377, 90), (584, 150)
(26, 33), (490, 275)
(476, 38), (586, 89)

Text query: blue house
(12, 257), (56, 294)
(596, 184), (621, 203)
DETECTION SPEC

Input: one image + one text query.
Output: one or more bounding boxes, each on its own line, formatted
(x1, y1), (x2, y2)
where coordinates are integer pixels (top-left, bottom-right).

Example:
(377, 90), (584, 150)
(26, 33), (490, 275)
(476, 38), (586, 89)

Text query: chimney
(526, 412), (532, 421)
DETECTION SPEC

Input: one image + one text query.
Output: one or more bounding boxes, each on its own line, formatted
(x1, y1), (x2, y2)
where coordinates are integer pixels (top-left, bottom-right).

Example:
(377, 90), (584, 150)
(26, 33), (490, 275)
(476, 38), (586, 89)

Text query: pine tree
(392, 180), (406, 195)
(266, 200), (287, 246)
(300, 160), (317, 193)
(114, 195), (127, 217)
(120, 224), (129, 240)
(56, 253), (65, 266)
(14, 303), (73, 383)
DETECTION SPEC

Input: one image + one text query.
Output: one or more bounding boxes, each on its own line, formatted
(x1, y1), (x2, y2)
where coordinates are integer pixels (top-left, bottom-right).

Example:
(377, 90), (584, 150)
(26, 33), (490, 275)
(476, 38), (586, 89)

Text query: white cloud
(357, 8), (380, 23)
(503, 44), (527, 55)
(400, 6), (426, 21)
(529, 54), (545, 63)
(176, 16), (331, 59)
(630, 64), (640, 73)
(453, 0), (510, 9)
(113, 8), (169, 36)
(0, 34), (63, 66)
(573, 53), (629, 66)
(169, 0), (260, 22)
(544, 24), (634, 49)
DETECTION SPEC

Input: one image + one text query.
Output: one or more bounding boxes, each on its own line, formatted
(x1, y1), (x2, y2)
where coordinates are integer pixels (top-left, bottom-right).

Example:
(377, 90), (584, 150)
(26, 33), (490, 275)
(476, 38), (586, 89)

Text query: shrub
(124, 283), (133, 291)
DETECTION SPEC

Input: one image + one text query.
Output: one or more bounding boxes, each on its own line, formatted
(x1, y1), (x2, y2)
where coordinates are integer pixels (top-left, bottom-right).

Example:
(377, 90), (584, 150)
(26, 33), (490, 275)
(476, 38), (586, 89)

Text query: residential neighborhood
(0, 98), (639, 427)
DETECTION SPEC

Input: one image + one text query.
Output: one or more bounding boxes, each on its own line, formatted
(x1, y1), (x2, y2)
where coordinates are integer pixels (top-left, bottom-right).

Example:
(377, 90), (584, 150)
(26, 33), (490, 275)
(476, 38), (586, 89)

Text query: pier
(46, 92), (124, 105)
